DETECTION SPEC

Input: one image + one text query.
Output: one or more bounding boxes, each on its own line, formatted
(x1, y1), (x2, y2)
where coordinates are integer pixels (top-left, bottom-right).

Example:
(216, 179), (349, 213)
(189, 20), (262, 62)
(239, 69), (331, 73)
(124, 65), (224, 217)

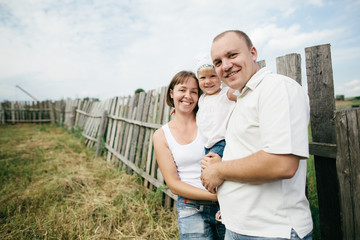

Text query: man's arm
(200, 150), (300, 193)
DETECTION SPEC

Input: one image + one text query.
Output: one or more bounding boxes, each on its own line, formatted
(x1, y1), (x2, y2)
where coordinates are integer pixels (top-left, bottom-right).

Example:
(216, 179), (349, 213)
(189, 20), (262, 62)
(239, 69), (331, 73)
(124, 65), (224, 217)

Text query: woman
(153, 71), (225, 240)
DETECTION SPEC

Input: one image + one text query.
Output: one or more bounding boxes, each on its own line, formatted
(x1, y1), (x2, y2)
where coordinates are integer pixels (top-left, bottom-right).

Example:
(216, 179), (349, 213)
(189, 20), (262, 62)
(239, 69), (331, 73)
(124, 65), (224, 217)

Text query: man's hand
(200, 161), (224, 194)
(201, 152), (222, 171)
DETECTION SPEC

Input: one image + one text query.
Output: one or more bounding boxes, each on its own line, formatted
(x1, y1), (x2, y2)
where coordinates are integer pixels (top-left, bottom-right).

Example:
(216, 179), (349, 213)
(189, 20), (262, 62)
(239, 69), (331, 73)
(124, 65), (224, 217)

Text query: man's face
(211, 32), (258, 91)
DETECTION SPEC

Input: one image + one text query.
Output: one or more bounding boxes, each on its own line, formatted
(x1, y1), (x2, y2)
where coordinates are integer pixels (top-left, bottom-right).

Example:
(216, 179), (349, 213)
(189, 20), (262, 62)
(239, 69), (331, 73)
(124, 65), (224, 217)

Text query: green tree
(135, 88), (145, 94)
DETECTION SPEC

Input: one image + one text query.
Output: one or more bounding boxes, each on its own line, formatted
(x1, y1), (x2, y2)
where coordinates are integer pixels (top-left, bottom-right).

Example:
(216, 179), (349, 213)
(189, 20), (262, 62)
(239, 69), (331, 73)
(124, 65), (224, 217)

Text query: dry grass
(0, 124), (178, 239)
(335, 97), (360, 109)
(335, 100), (353, 109)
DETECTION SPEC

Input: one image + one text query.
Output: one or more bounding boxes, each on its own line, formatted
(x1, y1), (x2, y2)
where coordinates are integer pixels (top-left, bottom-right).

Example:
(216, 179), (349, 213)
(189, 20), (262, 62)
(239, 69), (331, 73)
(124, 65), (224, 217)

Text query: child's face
(198, 68), (221, 96)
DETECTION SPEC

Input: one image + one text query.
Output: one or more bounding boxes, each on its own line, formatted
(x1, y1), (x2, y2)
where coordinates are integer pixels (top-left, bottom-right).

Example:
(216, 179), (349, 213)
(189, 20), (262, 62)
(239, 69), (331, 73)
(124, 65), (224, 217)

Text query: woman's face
(170, 77), (199, 114)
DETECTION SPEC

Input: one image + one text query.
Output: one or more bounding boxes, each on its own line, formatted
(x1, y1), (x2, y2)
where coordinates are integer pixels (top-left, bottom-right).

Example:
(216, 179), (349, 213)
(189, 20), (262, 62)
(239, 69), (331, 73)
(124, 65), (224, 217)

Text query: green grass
(307, 123), (321, 240)
(0, 123), (323, 239)
(0, 124), (178, 239)
(307, 156), (320, 240)
(335, 96), (360, 109)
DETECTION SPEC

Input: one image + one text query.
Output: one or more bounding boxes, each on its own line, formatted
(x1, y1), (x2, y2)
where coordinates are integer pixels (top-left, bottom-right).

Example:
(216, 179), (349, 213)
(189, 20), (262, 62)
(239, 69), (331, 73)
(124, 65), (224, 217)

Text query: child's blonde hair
(195, 56), (215, 77)
(197, 66), (216, 76)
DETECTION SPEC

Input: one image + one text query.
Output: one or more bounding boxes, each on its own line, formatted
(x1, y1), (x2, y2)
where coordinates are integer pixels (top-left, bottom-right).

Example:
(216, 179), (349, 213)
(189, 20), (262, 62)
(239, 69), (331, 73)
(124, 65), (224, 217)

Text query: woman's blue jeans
(176, 196), (225, 240)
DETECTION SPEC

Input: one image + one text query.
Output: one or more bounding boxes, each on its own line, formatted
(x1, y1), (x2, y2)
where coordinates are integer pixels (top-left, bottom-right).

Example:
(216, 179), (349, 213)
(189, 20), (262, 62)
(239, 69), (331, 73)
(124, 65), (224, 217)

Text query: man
(200, 30), (313, 239)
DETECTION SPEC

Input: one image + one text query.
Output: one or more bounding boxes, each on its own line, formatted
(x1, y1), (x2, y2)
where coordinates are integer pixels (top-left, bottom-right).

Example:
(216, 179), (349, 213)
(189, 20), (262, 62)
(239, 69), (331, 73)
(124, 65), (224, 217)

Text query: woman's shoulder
(154, 127), (163, 135)
(153, 125), (166, 142)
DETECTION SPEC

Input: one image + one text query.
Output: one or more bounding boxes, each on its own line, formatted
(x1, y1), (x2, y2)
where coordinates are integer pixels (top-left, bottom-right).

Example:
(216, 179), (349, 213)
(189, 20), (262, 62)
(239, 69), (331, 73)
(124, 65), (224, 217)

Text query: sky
(1, 0), (359, 102)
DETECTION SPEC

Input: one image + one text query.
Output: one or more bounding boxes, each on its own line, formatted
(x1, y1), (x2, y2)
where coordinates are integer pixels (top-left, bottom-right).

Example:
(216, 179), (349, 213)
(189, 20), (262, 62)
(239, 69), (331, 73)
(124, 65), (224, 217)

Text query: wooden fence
(1, 43), (359, 239)
(0, 101), (54, 124)
(335, 108), (360, 240)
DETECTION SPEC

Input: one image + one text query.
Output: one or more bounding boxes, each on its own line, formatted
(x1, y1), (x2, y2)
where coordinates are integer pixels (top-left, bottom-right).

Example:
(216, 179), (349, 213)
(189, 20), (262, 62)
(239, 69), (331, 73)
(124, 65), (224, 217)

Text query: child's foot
(215, 210), (222, 222)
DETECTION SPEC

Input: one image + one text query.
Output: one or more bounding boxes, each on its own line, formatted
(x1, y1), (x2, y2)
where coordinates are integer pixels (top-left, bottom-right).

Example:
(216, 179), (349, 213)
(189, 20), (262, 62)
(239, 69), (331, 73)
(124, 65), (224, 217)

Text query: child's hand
(201, 152), (222, 170)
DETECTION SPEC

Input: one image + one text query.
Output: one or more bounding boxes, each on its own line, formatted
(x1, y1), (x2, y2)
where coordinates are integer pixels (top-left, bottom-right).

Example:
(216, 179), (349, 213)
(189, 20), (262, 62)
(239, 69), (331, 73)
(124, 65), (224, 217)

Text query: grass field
(0, 121), (338, 240)
(335, 96), (360, 109)
(0, 124), (178, 239)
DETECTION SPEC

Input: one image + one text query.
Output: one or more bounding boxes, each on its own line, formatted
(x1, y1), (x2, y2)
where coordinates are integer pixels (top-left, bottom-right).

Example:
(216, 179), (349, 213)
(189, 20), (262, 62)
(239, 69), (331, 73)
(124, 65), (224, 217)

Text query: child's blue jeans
(205, 140), (226, 158)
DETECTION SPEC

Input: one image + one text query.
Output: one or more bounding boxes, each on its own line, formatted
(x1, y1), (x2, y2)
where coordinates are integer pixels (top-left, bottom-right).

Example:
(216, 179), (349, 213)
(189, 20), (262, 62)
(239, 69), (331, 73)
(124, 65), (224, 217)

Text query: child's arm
(227, 88), (237, 102)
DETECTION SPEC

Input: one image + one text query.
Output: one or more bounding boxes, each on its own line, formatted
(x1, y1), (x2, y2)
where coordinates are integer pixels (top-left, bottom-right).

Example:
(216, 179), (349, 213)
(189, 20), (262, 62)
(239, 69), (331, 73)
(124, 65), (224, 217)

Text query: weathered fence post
(257, 60), (266, 68)
(119, 95), (136, 170)
(11, 102), (15, 124)
(134, 92), (151, 168)
(125, 94), (139, 174)
(37, 101), (41, 121)
(335, 108), (360, 239)
(305, 44), (342, 239)
(49, 101), (55, 124)
(276, 53), (302, 85)
(60, 100), (65, 125)
(105, 97), (119, 161)
(150, 86), (167, 191)
(129, 92), (146, 171)
(68, 106), (77, 130)
(143, 90), (158, 188)
(0, 103), (4, 124)
(32, 102), (36, 121)
(96, 110), (108, 158)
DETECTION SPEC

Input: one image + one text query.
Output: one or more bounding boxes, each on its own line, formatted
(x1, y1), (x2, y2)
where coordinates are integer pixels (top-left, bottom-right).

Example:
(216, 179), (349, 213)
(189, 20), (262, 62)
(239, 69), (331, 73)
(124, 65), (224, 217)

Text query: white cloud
(351, 86), (360, 92)
(332, 46), (360, 64)
(306, 0), (324, 6)
(346, 79), (360, 87)
(335, 79), (360, 97)
(251, 24), (343, 55)
(283, 7), (296, 17)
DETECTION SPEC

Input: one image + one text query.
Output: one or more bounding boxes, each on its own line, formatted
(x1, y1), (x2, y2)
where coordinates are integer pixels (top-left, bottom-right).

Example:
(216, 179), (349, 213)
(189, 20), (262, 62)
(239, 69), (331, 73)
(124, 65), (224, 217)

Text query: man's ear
(250, 46), (258, 62)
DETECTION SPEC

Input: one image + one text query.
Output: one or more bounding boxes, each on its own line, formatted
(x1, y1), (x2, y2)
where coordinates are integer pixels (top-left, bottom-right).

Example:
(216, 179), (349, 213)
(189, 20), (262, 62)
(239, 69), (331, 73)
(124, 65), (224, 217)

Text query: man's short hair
(213, 30), (253, 49)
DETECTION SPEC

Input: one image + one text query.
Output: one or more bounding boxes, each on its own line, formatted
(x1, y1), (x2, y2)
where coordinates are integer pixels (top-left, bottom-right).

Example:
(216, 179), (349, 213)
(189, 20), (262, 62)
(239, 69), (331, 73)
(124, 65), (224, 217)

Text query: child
(196, 56), (236, 223)
(196, 56), (237, 159)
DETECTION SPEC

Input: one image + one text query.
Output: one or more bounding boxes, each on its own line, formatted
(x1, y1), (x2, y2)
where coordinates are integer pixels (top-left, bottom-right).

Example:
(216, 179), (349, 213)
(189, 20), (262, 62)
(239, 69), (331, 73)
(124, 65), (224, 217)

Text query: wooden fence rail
(1, 43), (359, 239)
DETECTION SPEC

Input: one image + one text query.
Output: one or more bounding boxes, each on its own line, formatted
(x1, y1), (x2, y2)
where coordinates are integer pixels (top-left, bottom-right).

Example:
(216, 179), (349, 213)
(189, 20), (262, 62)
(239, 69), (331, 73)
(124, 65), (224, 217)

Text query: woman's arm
(153, 128), (217, 201)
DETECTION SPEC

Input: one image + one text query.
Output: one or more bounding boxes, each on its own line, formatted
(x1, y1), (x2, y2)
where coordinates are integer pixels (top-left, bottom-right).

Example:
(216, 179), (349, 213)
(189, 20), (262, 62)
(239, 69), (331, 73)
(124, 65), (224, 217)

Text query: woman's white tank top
(162, 123), (206, 190)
